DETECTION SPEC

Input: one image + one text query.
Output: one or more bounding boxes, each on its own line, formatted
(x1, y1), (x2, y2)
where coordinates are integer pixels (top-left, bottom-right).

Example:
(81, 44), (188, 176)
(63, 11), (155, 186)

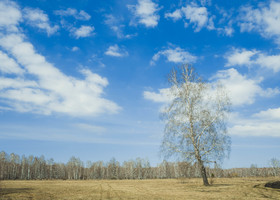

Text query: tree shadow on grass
(210, 184), (233, 187)
(264, 181), (280, 189)
(0, 188), (33, 195)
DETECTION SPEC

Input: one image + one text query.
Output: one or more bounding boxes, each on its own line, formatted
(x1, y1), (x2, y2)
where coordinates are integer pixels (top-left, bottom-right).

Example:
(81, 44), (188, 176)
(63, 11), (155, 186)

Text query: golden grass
(1, 177), (280, 200)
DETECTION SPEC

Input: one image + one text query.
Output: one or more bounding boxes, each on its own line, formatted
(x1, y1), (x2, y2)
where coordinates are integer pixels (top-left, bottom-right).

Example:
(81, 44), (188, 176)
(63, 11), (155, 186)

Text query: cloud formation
(71, 46), (79, 52)
(128, 0), (160, 28)
(165, 3), (236, 36)
(212, 68), (279, 106)
(105, 45), (128, 57)
(23, 8), (59, 36)
(104, 14), (136, 39)
(0, 0), (120, 116)
(151, 46), (197, 65)
(165, 9), (182, 21)
(229, 110), (280, 137)
(72, 25), (94, 38)
(254, 107), (280, 120)
(0, 34), (120, 116)
(225, 48), (280, 72)
(0, 51), (24, 74)
(143, 88), (173, 103)
(165, 3), (214, 32)
(54, 8), (91, 21)
(238, 0), (280, 45)
(0, 0), (22, 32)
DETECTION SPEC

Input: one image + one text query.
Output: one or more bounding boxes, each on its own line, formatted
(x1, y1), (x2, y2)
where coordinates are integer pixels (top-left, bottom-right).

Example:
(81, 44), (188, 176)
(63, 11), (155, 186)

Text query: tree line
(0, 151), (279, 180)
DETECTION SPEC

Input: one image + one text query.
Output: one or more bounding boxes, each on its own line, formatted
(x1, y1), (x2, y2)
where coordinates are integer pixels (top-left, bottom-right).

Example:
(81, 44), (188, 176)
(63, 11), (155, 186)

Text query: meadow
(1, 177), (280, 199)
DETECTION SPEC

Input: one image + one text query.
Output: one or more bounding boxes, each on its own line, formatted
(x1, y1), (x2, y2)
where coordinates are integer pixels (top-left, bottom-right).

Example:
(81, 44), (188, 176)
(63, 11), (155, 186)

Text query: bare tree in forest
(161, 65), (231, 186)
(270, 158), (280, 177)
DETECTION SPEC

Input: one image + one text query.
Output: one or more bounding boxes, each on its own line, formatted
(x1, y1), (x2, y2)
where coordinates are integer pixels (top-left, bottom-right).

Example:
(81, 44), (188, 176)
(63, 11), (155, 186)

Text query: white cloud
(104, 14), (124, 38)
(23, 8), (59, 36)
(53, 8), (92, 38)
(54, 8), (91, 21)
(105, 45), (128, 57)
(225, 48), (258, 67)
(0, 0), (22, 32)
(72, 25), (94, 38)
(165, 9), (182, 21)
(128, 0), (160, 28)
(90, 54), (106, 68)
(214, 7), (235, 37)
(212, 68), (279, 106)
(229, 121), (280, 137)
(151, 46), (197, 65)
(223, 26), (234, 36)
(229, 111), (280, 137)
(71, 46), (79, 52)
(225, 48), (280, 72)
(55, 8), (76, 17)
(165, 2), (216, 32)
(181, 3), (214, 32)
(143, 88), (173, 103)
(217, 22), (234, 37)
(0, 77), (37, 90)
(254, 107), (280, 120)
(0, 51), (24, 74)
(238, 1), (280, 45)
(0, 31), (120, 116)
(256, 53), (280, 72)
(104, 14), (136, 39)
(166, 4), (237, 35)
(78, 10), (91, 21)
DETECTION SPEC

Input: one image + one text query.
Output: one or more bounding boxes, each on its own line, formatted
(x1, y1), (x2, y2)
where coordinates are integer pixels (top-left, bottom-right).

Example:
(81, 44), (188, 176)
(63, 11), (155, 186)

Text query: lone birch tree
(161, 65), (231, 186)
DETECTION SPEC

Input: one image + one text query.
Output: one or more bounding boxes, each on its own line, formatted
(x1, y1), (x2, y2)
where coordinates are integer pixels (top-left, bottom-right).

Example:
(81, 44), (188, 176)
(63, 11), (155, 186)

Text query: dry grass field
(1, 177), (280, 200)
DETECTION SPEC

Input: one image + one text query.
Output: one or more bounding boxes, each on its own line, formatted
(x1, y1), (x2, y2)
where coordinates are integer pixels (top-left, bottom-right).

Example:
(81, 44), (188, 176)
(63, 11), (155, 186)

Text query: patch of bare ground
(0, 178), (280, 200)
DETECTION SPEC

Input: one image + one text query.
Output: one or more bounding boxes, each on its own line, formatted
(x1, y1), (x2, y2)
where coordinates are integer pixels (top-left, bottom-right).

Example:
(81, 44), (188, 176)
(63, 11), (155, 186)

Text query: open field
(1, 177), (280, 200)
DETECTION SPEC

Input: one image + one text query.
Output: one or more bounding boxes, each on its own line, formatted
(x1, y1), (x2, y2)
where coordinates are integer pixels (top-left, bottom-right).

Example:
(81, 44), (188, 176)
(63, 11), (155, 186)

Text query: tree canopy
(161, 65), (231, 185)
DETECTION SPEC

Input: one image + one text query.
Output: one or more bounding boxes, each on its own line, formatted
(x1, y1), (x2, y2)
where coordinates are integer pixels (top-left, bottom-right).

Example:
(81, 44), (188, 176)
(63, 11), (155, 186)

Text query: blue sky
(0, 0), (280, 168)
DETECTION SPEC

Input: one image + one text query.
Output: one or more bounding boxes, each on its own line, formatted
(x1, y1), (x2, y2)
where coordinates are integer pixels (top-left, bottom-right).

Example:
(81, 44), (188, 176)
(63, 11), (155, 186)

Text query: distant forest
(0, 151), (279, 180)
